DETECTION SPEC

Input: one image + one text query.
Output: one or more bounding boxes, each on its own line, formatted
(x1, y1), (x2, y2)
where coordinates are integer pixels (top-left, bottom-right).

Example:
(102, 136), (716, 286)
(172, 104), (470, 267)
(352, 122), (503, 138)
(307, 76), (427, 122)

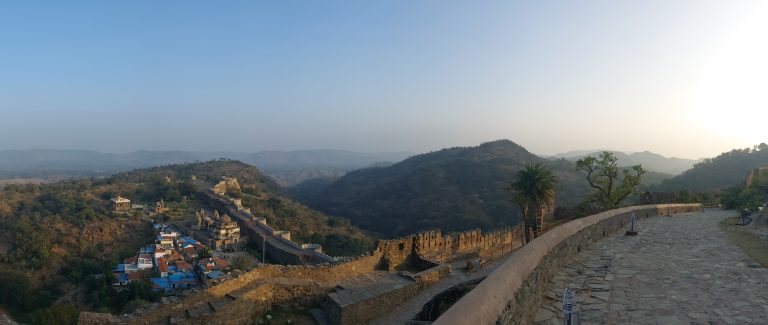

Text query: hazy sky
(1, 1), (766, 159)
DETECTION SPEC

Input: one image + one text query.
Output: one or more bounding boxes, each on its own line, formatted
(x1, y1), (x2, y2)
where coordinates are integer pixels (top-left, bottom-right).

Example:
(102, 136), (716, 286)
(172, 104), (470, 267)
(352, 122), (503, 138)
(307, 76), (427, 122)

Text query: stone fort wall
(378, 225), (525, 271)
(206, 222), (521, 296)
(123, 223), (524, 324)
(124, 251), (384, 325)
(434, 203), (702, 325)
(200, 190), (334, 265)
(416, 226), (525, 260)
(207, 251), (383, 297)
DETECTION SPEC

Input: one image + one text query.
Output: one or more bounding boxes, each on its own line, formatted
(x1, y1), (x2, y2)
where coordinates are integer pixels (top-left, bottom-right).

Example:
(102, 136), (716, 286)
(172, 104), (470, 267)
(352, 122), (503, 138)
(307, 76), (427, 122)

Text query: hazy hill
(552, 150), (699, 175)
(0, 149), (116, 173)
(550, 149), (610, 159)
(246, 150), (411, 186)
(247, 149), (411, 170)
(299, 140), (574, 237)
(0, 149), (249, 173)
(0, 149), (411, 187)
(655, 143), (768, 191)
(297, 140), (674, 237)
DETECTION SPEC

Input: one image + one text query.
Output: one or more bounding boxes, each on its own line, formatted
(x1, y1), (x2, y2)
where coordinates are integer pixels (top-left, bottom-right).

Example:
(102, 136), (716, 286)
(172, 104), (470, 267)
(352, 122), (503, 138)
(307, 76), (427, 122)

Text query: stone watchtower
(211, 177), (241, 195)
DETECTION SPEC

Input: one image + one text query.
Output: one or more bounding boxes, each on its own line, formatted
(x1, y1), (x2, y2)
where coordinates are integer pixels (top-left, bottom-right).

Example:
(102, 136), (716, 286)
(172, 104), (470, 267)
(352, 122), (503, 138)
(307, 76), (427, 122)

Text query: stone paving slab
(538, 209), (768, 325)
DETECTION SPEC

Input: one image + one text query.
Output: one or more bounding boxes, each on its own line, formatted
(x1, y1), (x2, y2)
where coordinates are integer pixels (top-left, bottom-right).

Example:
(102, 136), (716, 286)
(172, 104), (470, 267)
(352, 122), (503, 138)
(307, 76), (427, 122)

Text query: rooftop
(174, 260), (193, 271)
(157, 257), (168, 273)
(198, 257), (229, 271)
(205, 271), (224, 279)
(110, 196), (130, 203)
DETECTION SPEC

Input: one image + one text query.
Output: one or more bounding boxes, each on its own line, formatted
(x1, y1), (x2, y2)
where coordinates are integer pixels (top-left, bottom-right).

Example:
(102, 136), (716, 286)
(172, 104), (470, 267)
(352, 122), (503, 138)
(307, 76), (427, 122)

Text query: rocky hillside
(655, 143), (768, 191)
(108, 160), (375, 255)
(0, 177), (155, 323)
(0, 160), (373, 323)
(297, 141), (571, 237)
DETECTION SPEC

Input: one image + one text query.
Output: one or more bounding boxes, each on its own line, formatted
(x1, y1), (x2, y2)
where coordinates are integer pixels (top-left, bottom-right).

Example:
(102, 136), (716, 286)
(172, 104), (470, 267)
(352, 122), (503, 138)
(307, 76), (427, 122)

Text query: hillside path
(537, 209), (768, 325)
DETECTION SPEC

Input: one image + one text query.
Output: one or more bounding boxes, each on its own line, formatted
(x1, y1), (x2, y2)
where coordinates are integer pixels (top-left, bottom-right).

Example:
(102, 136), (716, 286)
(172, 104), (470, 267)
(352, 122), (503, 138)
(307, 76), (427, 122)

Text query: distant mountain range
(0, 149), (411, 185)
(248, 149), (411, 170)
(550, 150), (700, 175)
(0, 149), (244, 171)
(296, 140), (670, 237)
(248, 150), (411, 186)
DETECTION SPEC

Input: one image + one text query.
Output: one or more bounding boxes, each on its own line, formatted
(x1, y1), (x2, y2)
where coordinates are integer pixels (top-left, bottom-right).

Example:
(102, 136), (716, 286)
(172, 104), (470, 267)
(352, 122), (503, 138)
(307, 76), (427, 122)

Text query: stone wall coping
(434, 203), (701, 325)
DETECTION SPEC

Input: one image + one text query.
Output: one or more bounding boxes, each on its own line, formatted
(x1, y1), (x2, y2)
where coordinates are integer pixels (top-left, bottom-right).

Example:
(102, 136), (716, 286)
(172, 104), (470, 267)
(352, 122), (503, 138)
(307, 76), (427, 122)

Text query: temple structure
(110, 196), (131, 212)
(194, 209), (241, 251)
(154, 199), (169, 214)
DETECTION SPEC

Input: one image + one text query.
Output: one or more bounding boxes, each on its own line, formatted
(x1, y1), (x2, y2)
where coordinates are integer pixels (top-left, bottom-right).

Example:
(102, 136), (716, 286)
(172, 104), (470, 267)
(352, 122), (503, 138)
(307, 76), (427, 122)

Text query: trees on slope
(508, 163), (557, 243)
(576, 151), (645, 210)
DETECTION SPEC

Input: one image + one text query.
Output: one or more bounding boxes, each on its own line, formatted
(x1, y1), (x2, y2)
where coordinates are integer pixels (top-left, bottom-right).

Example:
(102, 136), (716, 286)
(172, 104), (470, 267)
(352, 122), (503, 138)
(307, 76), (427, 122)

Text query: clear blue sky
(1, 1), (766, 159)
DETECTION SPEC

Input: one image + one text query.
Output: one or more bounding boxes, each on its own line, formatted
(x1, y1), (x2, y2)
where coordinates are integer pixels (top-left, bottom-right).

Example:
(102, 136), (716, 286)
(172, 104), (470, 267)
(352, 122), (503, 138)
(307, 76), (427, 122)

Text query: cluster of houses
(113, 224), (232, 293)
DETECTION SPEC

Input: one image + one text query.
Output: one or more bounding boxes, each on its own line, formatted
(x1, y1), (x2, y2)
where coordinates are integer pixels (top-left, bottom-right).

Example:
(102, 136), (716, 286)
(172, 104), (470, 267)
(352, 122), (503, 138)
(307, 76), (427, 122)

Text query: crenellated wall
(434, 203), (702, 325)
(382, 225), (525, 266)
(375, 226), (523, 272)
(319, 226), (521, 324)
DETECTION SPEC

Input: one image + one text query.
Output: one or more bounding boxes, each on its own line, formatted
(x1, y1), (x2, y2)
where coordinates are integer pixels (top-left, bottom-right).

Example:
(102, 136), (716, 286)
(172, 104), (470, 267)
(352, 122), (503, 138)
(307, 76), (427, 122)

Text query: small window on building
(399, 243), (405, 251)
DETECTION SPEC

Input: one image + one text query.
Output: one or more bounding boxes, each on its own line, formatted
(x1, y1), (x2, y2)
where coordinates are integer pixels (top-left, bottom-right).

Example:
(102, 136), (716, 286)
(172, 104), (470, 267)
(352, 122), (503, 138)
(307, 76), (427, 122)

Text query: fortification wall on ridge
(200, 190), (334, 265)
(418, 225), (525, 260)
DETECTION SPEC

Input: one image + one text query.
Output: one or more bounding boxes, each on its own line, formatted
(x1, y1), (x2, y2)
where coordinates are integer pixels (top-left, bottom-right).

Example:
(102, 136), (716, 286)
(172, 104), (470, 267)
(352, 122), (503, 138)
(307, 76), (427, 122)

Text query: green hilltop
(296, 140), (669, 238)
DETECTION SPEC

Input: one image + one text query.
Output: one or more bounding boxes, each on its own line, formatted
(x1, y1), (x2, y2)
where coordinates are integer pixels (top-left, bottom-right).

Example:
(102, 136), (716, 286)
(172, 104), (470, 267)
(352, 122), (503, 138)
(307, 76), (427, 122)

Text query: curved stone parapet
(434, 203), (702, 325)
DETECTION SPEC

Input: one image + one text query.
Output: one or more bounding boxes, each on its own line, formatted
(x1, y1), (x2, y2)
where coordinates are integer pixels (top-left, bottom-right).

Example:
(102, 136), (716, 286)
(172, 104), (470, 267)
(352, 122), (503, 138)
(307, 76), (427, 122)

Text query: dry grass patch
(719, 217), (768, 268)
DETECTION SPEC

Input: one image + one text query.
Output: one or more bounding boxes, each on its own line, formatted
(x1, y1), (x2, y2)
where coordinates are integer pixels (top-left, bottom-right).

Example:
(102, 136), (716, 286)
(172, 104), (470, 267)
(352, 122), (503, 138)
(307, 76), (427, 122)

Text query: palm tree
(508, 163), (557, 243)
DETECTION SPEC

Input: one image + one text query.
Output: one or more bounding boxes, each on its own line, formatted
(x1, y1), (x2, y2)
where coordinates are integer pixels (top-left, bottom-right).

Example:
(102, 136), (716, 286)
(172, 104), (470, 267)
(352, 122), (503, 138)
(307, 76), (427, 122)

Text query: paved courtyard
(537, 209), (768, 325)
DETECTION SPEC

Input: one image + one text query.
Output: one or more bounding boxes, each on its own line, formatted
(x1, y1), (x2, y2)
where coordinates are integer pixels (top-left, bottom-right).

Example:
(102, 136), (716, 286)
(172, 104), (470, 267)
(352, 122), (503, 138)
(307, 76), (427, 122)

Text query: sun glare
(690, 3), (768, 144)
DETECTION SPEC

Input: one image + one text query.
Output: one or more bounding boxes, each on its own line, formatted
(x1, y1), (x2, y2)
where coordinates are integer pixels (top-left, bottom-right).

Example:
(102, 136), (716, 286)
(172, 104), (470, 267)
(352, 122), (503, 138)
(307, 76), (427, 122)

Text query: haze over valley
(2, 1), (768, 324)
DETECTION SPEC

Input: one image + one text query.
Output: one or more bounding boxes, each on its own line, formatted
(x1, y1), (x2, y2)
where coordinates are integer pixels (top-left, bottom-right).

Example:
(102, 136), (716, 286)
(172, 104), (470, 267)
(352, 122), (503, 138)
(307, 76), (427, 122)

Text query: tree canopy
(508, 163), (557, 241)
(576, 151), (645, 210)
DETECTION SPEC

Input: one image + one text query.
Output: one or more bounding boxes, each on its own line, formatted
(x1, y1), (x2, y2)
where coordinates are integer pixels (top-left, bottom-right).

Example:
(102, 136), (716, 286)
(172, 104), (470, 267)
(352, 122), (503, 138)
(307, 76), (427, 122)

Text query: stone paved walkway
(537, 209), (768, 325)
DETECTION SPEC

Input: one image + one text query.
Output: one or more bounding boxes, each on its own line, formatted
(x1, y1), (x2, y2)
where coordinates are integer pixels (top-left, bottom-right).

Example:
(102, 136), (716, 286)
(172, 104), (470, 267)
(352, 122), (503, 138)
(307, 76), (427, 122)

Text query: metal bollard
(626, 213), (638, 236)
(563, 288), (578, 325)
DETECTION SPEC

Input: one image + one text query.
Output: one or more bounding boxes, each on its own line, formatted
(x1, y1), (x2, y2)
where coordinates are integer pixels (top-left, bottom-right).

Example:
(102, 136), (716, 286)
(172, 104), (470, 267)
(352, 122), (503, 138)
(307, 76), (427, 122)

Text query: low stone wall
(434, 204), (702, 325)
(78, 312), (119, 325)
(124, 252), (384, 324)
(415, 263), (451, 284)
(325, 280), (425, 325)
(324, 263), (451, 325)
(207, 252), (382, 297)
